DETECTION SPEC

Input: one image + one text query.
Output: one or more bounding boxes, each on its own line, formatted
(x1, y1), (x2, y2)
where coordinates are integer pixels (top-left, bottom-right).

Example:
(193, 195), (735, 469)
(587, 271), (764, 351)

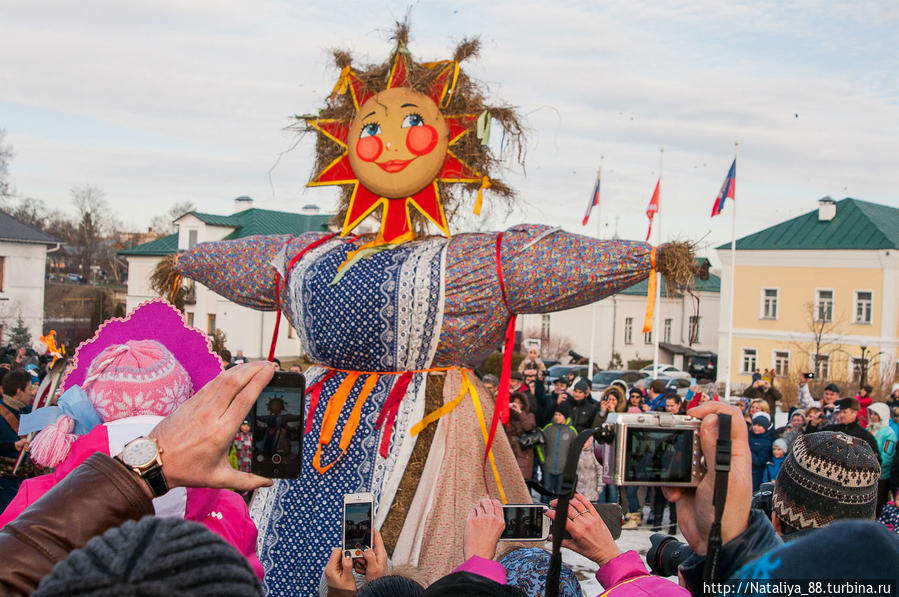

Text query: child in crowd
(537, 403), (577, 502)
(232, 419), (253, 473)
(749, 414), (774, 491)
(763, 438), (787, 483)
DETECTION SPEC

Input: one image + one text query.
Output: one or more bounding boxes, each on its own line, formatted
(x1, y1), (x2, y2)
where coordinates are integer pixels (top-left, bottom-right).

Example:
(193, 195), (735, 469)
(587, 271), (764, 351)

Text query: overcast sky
(2, 0), (897, 261)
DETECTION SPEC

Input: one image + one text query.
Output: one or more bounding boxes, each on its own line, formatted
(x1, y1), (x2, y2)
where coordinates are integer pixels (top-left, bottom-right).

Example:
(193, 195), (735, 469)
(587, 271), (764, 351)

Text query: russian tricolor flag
(711, 159), (736, 217)
(582, 171), (601, 226)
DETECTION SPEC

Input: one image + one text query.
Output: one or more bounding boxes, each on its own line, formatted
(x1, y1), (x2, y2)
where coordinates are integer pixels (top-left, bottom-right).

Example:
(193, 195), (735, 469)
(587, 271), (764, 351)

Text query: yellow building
(717, 197), (898, 390)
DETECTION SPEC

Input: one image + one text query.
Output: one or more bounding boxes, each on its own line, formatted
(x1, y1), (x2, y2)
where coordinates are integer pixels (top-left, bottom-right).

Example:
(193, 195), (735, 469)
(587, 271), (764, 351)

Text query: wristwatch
(115, 436), (169, 498)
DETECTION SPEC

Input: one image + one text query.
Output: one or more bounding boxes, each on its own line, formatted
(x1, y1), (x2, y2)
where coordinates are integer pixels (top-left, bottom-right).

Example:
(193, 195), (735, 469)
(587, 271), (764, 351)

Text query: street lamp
(859, 345), (868, 388)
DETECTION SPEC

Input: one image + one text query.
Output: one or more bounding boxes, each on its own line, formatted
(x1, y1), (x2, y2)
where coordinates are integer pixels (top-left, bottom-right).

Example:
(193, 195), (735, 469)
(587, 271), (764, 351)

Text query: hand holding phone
(250, 371), (305, 479)
(464, 498), (507, 560)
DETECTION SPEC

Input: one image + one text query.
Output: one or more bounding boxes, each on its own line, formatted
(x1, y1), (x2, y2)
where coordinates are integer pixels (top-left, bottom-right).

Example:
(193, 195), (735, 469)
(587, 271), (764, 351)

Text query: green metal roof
(119, 208), (334, 257)
(119, 233), (178, 256)
(619, 259), (721, 296)
(717, 198), (899, 251)
(189, 212), (242, 227)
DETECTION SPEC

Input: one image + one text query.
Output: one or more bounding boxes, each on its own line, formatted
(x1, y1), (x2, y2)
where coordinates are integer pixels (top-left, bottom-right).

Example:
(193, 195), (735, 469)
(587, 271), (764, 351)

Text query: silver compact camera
(597, 412), (704, 487)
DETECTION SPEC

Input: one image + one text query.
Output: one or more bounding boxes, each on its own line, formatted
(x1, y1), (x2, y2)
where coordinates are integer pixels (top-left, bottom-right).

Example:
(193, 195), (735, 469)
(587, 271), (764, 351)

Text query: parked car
(591, 370), (648, 393)
(545, 364), (601, 388)
(639, 364), (690, 379)
(687, 355), (717, 382)
(65, 273), (85, 283)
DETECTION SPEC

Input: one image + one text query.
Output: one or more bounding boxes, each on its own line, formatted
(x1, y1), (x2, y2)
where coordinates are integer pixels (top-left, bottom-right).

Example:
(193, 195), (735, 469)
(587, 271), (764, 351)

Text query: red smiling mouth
(377, 159), (412, 173)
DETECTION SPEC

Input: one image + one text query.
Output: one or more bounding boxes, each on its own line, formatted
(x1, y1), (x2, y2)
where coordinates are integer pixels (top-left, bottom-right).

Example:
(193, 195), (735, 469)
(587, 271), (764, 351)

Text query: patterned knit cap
(773, 431), (880, 532)
(83, 339), (193, 422)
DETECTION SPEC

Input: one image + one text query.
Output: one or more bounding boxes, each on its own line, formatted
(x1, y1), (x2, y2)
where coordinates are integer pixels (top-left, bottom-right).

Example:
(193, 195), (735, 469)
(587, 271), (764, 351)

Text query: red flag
(645, 178), (660, 242)
(711, 159), (736, 217)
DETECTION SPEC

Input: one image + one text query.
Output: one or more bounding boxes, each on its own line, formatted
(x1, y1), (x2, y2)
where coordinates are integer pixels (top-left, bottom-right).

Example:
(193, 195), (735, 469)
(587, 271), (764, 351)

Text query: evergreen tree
(8, 315), (31, 348)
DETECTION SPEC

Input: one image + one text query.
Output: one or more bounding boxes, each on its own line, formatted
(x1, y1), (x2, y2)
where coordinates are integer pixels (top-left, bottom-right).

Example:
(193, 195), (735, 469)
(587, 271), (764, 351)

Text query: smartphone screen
(343, 498), (373, 557)
(500, 504), (547, 540)
(251, 371), (305, 479)
(624, 427), (694, 483)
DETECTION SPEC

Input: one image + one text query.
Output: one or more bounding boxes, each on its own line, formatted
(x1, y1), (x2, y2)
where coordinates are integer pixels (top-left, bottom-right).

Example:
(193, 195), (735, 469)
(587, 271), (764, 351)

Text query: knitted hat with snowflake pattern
(30, 339), (192, 468)
(81, 339), (192, 421)
(772, 431), (880, 533)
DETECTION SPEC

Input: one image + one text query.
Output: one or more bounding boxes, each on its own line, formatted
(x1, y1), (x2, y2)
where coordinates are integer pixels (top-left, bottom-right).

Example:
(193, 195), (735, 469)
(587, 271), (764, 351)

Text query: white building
(121, 197), (333, 360)
(0, 210), (60, 346)
(517, 260), (720, 371)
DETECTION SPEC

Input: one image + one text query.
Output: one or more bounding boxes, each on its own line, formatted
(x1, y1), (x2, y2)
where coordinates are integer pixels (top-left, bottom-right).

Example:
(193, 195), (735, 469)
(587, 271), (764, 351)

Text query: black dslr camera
(646, 533), (695, 577)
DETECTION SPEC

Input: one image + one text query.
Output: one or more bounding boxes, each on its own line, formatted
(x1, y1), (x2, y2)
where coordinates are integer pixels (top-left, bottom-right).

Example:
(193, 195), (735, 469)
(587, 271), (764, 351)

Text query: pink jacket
(597, 550), (688, 596)
(0, 419), (263, 578)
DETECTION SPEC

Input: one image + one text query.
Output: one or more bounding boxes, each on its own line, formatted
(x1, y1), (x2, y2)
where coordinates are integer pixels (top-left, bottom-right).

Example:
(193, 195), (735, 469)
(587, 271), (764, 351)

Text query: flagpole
(723, 142), (738, 402)
(588, 156), (603, 380)
(653, 148), (662, 379)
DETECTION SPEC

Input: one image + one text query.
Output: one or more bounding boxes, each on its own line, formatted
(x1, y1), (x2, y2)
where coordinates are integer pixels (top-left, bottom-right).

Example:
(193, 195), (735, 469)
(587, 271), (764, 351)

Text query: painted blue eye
(360, 123), (381, 138)
(401, 113), (424, 128)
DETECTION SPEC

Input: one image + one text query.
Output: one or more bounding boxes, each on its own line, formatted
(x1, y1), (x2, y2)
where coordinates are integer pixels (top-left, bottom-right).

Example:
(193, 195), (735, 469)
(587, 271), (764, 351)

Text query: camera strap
(702, 412), (731, 582)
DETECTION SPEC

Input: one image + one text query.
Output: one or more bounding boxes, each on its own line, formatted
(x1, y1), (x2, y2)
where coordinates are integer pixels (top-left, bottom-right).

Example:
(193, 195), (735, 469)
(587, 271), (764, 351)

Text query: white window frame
(760, 287), (778, 320)
(663, 318), (672, 343)
(811, 353), (830, 379)
(688, 315), (701, 345)
(623, 317), (633, 345)
(772, 350), (790, 377)
(188, 229), (199, 248)
(853, 290), (873, 325)
(644, 330), (652, 344)
(741, 348), (757, 374)
(540, 314), (551, 339)
(814, 288), (834, 323)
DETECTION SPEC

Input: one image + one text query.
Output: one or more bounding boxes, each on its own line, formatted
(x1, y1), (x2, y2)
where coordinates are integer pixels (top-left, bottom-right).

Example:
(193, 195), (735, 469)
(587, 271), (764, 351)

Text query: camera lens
(646, 533), (695, 577)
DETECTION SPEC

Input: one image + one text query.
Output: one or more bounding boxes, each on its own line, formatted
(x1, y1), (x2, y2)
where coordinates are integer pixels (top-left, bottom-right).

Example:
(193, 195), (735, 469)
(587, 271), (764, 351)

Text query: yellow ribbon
(410, 375), (467, 437)
(642, 247), (657, 334)
(473, 176), (491, 216)
(330, 65), (352, 100)
(466, 371), (507, 503)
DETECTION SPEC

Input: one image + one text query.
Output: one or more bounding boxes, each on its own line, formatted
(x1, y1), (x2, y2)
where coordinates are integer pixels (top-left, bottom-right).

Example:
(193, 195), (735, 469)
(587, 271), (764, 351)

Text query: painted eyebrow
(400, 103), (419, 108)
(362, 111), (376, 120)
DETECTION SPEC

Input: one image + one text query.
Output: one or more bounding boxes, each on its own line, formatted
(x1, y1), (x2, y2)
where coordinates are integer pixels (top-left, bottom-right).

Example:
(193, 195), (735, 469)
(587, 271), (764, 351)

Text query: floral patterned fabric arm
(176, 233), (329, 311)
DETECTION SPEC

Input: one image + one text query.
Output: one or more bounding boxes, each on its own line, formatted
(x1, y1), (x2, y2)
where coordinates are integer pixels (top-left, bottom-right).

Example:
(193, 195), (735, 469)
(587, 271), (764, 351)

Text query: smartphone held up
(343, 492), (374, 558)
(249, 371), (305, 479)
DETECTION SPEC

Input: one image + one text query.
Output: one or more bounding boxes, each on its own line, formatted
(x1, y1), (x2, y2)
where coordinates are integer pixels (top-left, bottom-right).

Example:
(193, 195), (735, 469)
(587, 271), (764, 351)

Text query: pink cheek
(405, 125), (438, 156)
(355, 136), (383, 162)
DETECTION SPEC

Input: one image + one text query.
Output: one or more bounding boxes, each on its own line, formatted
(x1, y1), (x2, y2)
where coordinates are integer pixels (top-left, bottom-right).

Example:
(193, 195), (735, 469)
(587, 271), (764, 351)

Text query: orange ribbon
(642, 247), (657, 334)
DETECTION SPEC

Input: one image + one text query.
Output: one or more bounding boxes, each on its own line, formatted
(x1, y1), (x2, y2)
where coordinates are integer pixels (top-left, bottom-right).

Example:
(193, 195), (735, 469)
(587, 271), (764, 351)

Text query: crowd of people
(1, 333), (898, 595)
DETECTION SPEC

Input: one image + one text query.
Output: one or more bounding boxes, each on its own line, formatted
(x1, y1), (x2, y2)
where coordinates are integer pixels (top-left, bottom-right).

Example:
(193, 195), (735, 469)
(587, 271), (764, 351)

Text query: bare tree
(522, 326), (574, 361)
(0, 130), (13, 201)
(71, 185), (111, 283)
(150, 200), (196, 234)
(791, 300), (846, 378)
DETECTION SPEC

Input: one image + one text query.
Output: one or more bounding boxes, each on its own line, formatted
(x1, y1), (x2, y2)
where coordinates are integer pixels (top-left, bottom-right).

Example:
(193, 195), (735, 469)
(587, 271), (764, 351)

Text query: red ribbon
(267, 233), (338, 362)
(304, 369), (338, 434)
(485, 232), (514, 462)
(376, 371), (414, 458)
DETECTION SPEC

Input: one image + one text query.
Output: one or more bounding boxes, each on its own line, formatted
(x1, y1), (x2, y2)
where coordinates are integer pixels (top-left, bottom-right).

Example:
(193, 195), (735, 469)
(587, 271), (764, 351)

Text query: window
(644, 330), (652, 344)
(741, 348), (757, 374)
(688, 316), (701, 345)
(663, 319), (672, 343)
(623, 317), (633, 344)
(854, 291), (872, 324)
(813, 354), (830, 379)
(541, 314), (551, 340)
(773, 351), (790, 376)
(761, 288), (778, 319)
(815, 289), (834, 322)
(185, 312), (194, 327)
(849, 357), (869, 383)
(188, 229), (199, 248)
(207, 314), (216, 334)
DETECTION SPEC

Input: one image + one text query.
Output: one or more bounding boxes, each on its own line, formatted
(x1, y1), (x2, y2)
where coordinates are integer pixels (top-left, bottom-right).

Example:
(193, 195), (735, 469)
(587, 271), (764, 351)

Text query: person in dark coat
(743, 378), (783, 415)
(749, 414), (775, 491)
(818, 397), (881, 466)
(505, 392), (537, 482)
(566, 379), (598, 433)
(0, 370), (35, 510)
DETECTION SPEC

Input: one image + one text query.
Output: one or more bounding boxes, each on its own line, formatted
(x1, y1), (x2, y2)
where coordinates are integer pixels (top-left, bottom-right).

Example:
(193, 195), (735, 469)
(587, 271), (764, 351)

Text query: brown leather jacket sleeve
(0, 453), (154, 596)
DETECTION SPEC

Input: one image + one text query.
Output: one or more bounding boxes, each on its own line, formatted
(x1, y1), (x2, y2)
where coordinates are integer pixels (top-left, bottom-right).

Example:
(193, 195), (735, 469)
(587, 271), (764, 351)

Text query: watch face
(121, 438), (158, 468)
